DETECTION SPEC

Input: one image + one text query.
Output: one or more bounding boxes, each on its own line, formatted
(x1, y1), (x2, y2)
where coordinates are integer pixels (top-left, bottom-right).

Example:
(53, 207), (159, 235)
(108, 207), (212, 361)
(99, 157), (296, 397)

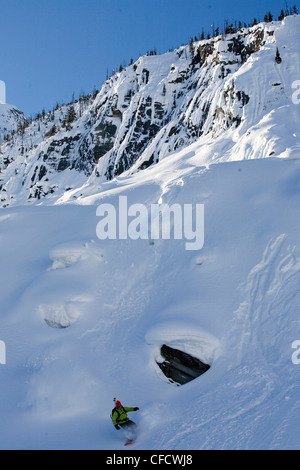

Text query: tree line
(189, 4), (298, 45)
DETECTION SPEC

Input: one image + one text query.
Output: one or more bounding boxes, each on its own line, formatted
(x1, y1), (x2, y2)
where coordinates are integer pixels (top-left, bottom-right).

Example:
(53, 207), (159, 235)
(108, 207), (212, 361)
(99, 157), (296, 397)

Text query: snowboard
(124, 440), (135, 446)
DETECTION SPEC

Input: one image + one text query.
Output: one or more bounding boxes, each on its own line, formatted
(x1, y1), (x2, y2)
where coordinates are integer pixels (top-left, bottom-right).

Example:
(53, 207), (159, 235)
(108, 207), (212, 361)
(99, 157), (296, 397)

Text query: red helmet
(115, 400), (122, 407)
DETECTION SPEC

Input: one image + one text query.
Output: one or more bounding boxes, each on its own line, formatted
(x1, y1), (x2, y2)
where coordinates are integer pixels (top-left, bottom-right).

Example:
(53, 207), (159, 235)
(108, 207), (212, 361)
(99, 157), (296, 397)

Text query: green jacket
(112, 406), (135, 426)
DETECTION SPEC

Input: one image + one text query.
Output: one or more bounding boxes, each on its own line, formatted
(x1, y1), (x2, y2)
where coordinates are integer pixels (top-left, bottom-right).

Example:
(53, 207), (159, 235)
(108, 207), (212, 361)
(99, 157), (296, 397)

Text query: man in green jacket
(111, 400), (139, 442)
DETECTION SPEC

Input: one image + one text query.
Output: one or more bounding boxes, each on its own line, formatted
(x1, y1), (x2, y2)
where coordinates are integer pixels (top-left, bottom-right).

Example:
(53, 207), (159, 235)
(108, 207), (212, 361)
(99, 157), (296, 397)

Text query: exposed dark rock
(157, 344), (210, 385)
(142, 68), (150, 84)
(94, 120), (117, 139)
(153, 102), (165, 120)
(236, 90), (250, 106)
(38, 165), (47, 181)
(226, 29), (264, 64)
(139, 153), (154, 170)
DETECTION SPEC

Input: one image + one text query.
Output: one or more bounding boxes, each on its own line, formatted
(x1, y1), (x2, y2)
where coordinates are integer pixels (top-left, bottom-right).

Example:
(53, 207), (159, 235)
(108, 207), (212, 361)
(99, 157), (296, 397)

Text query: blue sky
(0, 0), (296, 117)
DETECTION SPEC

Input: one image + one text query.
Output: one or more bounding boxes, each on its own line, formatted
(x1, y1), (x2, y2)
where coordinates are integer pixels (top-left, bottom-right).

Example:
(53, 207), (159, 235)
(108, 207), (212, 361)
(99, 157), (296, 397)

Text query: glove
(114, 424), (120, 430)
(134, 407), (139, 411)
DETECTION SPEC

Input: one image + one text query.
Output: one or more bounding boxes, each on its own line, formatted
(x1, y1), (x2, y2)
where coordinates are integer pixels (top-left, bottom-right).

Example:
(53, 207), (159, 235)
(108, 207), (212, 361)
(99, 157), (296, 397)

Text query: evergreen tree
(62, 104), (76, 129)
(67, 104), (76, 123)
(189, 37), (194, 54)
(264, 12), (273, 22)
(225, 23), (235, 34)
(92, 88), (99, 100)
(275, 47), (282, 63)
(45, 124), (57, 138)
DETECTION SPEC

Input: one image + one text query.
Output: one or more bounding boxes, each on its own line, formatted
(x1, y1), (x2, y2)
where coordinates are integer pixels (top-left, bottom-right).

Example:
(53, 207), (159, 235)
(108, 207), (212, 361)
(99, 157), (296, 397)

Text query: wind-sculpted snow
(186, 234), (300, 450)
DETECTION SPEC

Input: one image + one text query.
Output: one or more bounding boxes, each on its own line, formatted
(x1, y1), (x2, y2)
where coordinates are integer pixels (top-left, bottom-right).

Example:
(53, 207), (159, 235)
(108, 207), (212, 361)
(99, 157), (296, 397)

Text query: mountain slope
(0, 13), (300, 450)
(0, 15), (299, 208)
(0, 103), (25, 143)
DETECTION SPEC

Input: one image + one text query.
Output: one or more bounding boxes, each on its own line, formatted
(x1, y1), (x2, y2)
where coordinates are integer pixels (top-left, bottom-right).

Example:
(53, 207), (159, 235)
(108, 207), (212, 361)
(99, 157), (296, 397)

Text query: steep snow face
(0, 155), (300, 449)
(0, 15), (299, 208)
(0, 103), (25, 143)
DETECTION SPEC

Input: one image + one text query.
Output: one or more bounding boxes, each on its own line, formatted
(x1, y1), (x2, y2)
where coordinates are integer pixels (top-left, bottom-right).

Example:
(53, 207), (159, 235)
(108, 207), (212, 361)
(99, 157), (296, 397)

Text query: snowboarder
(111, 400), (139, 444)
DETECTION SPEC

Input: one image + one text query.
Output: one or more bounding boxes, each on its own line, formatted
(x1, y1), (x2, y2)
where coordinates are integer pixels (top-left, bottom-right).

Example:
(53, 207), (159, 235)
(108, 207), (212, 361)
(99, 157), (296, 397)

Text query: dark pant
(119, 420), (137, 441)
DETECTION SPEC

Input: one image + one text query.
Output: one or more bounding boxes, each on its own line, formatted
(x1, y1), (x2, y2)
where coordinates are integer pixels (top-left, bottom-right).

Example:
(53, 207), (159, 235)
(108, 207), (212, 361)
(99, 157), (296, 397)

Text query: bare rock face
(157, 344), (210, 385)
(1, 17), (294, 208)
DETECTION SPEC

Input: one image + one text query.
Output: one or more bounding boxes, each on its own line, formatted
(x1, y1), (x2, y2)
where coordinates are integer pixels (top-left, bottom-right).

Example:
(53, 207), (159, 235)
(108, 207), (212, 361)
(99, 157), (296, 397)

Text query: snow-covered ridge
(1, 155), (300, 449)
(0, 15), (299, 208)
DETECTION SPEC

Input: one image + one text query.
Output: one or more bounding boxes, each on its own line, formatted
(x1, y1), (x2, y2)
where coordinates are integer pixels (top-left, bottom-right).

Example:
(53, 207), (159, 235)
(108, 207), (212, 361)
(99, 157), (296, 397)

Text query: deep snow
(0, 149), (300, 449)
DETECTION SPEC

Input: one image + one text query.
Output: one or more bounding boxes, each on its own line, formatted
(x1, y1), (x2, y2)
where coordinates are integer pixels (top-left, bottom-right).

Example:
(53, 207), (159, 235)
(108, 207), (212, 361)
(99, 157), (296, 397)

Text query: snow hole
(146, 322), (219, 386)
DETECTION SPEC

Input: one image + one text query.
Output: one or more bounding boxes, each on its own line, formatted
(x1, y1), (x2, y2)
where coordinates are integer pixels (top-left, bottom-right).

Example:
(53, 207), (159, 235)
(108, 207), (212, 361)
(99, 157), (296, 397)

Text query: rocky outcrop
(0, 16), (294, 207)
(0, 103), (26, 143)
(157, 344), (210, 385)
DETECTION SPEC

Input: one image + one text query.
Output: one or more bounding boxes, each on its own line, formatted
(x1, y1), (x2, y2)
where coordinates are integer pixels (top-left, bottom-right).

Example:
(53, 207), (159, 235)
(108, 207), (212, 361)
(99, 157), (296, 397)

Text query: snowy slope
(0, 16), (299, 208)
(0, 149), (300, 449)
